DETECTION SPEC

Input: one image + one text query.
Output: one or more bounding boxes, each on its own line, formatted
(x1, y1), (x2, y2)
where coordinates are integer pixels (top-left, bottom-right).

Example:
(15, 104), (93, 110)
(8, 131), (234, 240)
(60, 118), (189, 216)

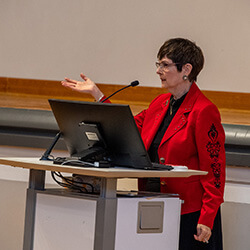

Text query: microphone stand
(101, 85), (131, 103)
(101, 80), (139, 103)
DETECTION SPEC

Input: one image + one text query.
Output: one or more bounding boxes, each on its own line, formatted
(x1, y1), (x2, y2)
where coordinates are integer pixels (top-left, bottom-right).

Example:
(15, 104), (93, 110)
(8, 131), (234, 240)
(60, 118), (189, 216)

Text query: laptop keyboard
(145, 162), (174, 171)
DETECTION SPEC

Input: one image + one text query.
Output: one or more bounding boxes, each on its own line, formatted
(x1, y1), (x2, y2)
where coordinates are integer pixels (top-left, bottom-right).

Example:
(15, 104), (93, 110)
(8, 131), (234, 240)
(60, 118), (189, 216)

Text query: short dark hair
(157, 38), (204, 82)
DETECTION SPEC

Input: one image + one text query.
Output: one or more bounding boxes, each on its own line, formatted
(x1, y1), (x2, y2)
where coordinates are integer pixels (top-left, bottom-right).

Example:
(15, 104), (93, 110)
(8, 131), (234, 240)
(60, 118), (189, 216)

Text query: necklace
(169, 98), (176, 115)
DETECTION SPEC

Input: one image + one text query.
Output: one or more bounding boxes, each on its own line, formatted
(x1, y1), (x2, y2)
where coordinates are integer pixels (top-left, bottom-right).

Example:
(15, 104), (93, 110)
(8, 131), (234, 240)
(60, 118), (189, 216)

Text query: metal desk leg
(94, 178), (118, 250)
(23, 169), (45, 250)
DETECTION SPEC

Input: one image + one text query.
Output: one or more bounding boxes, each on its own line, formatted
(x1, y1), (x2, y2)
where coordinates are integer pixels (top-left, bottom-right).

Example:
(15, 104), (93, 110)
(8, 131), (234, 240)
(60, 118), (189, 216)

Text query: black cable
(51, 171), (87, 192)
(56, 172), (90, 192)
(51, 171), (94, 193)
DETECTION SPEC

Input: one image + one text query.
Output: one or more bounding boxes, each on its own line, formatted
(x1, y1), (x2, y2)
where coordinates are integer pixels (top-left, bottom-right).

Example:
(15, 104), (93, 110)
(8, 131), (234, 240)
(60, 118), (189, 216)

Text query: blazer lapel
(159, 105), (191, 146)
(144, 98), (170, 150)
(159, 82), (200, 147)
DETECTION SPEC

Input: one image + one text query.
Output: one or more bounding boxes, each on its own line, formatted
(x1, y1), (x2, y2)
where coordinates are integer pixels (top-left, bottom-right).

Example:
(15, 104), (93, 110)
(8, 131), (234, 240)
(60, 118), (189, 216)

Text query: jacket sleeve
(99, 96), (111, 103)
(195, 104), (226, 229)
(134, 109), (147, 134)
(134, 94), (167, 134)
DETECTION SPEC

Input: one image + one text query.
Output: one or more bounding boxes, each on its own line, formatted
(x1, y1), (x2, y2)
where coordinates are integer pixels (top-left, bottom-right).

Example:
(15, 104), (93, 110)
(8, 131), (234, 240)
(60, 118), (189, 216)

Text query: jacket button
(160, 157), (165, 164)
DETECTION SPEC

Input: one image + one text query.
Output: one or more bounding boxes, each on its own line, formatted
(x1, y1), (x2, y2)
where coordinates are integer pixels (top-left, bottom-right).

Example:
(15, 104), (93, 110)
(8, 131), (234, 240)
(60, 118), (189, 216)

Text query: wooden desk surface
(0, 157), (207, 178)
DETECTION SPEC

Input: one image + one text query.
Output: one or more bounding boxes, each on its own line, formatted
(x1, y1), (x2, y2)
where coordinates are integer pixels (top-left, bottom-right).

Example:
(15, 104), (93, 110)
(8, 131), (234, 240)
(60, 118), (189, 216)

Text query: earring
(183, 75), (188, 81)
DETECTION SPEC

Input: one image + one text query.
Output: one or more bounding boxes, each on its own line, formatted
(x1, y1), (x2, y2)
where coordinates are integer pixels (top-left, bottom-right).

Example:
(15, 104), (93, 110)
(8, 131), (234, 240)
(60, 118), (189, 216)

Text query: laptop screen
(49, 99), (152, 169)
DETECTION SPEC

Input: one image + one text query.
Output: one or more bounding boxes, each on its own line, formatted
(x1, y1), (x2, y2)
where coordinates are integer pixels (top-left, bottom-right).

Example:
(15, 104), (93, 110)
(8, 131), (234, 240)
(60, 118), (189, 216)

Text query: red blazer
(134, 82), (226, 229)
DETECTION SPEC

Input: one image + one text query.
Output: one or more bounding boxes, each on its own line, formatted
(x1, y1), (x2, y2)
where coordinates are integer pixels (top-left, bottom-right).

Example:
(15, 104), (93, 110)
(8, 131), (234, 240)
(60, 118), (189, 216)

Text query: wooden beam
(0, 77), (250, 111)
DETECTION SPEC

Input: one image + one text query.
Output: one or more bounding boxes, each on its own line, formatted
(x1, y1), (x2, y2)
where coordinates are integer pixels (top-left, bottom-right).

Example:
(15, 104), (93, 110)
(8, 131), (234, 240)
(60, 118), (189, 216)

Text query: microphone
(101, 80), (139, 103)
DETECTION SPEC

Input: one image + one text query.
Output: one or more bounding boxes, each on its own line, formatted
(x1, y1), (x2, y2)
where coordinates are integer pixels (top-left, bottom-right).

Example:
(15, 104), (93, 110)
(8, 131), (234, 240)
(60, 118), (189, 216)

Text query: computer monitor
(49, 99), (154, 169)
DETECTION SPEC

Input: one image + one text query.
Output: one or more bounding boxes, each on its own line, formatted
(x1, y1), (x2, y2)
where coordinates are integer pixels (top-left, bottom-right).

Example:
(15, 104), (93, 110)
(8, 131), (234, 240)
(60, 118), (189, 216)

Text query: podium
(0, 157), (207, 250)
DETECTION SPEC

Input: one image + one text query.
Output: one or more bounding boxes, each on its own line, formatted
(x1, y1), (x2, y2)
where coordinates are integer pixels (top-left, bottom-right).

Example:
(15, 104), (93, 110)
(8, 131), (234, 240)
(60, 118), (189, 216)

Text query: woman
(61, 38), (225, 250)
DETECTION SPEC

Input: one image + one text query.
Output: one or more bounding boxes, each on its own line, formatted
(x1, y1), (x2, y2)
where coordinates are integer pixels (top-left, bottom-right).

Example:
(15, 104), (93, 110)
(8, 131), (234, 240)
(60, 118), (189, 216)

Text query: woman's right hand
(61, 73), (104, 101)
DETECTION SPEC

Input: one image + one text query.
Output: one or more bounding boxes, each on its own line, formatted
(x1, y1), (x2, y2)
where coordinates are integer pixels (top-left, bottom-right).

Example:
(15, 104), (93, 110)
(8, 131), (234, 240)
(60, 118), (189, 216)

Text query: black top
(148, 93), (187, 163)
(144, 93), (187, 192)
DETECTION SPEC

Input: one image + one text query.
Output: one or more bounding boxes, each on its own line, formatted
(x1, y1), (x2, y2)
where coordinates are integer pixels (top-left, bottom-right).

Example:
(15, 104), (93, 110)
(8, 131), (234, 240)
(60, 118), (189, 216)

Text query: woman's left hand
(194, 224), (212, 243)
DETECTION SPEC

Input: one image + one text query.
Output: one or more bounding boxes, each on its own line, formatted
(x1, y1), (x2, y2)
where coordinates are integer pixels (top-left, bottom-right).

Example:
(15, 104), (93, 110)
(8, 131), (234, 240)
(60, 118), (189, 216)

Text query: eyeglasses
(155, 62), (180, 70)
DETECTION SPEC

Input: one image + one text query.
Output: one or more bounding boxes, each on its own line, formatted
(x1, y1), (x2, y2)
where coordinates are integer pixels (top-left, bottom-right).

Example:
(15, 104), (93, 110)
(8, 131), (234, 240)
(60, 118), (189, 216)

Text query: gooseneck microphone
(101, 80), (139, 103)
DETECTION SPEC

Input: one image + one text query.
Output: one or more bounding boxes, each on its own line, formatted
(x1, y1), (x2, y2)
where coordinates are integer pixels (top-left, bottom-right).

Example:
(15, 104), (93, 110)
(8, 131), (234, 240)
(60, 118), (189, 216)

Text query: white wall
(0, 0), (250, 93)
(222, 165), (250, 249)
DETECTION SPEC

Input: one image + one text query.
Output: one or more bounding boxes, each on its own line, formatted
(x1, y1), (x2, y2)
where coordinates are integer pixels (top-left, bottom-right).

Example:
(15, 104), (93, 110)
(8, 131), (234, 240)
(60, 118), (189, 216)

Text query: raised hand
(61, 73), (104, 101)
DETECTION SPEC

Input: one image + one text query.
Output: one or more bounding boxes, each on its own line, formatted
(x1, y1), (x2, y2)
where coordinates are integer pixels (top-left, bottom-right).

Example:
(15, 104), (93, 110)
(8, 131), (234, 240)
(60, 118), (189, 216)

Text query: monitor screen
(49, 99), (153, 169)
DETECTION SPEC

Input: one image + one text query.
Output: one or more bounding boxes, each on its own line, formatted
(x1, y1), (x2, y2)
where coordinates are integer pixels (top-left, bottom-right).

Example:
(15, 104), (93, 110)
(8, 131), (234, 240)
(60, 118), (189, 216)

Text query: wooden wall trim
(202, 90), (250, 111)
(0, 77), (250, 110)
